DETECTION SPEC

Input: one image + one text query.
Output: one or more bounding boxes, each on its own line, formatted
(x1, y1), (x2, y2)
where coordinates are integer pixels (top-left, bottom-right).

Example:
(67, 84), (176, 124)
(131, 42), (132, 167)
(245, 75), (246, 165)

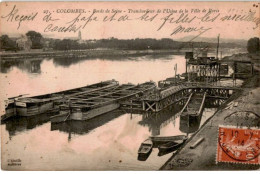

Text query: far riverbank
(0, 49), (186, 61)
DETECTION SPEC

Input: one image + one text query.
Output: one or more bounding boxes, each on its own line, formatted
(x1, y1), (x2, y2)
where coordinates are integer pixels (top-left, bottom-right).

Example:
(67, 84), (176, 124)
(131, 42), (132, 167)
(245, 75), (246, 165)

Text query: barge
(50, 81), (156, 123)
(3, 80), (119, 118)
(179, 91), (207, 123)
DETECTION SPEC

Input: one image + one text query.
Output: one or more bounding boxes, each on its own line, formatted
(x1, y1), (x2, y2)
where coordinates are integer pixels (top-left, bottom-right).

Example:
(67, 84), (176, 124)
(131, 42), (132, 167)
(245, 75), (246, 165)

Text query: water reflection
(52, 55), (176, 68)
(51, 110), (125, 141)
(179, 114), (201, 134)
(4, 112), (53, 139)
(53, 57), (87, 67)
(138, 104), (183, 136)
(1, 102), (218, 170)
(1, 59), (42, 74)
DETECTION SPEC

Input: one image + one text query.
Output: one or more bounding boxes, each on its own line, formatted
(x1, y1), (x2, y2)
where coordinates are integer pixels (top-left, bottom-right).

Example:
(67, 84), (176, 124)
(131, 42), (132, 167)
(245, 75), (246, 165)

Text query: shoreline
(0, 49), (186, 61)
(0, 48), (246, 61)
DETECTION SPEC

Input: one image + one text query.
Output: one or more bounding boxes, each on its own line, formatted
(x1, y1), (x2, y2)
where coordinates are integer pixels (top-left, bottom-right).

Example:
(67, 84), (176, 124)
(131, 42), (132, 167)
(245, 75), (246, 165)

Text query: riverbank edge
(0, 49), (186, 61)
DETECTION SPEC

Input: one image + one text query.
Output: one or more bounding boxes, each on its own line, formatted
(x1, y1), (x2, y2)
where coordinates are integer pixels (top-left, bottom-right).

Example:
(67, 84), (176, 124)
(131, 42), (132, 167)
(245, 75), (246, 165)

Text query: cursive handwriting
(220, 11), (260, 29)
(66, 12), (98, 29)
(1, 5), (38, 29)
(171, 25), (212, 41)
(158, 13), (196, 31)
(137, 11), (158, 22)
(2, 4), (259, 38)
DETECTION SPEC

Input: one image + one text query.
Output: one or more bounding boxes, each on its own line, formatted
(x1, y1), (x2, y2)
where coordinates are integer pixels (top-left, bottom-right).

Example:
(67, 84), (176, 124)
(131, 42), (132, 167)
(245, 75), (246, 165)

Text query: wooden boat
(138, 139), (153, 161)
(150, 135), (187, 147)
(4, 80), (119, 117)
(158, 139), (187, 156)
(2, 99), (17, 121)
(2, 94), (29, 121)
(180, 92), (207, 122)
(50, 81), (156, 123)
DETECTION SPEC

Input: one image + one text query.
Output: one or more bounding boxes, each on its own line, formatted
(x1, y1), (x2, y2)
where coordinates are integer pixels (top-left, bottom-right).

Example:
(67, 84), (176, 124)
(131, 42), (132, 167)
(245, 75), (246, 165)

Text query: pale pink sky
(0, 1), (259, 40)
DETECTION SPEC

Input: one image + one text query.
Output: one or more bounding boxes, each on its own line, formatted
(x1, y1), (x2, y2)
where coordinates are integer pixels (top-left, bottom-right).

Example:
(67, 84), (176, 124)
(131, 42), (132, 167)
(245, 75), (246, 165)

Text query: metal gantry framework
(186, 57), (220, 83)
(142, 85), (237, 112)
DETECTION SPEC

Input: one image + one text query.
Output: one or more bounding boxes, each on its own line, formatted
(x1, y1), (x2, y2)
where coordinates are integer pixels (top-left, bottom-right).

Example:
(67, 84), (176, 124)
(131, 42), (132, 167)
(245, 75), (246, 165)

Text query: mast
(216, 34), (220, 59)
(174, 63), (177, 83)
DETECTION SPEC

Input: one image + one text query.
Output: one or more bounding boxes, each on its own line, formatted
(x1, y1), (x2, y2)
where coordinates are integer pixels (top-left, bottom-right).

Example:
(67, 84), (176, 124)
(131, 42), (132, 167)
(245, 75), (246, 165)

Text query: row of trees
(0, 35), (17, 51)
(51, 38), (241, 51)
(0, 31), (43, 51)
(1, 30), (259, 53)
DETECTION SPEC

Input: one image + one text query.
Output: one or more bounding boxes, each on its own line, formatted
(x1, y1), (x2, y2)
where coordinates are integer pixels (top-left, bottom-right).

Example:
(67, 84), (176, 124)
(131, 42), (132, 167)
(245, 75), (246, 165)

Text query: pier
(141, 83), (238, 112)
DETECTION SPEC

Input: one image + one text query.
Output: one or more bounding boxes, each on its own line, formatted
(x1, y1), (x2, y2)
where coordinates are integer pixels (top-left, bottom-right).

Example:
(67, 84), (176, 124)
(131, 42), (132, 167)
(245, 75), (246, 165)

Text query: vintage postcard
(0, 1), (259, 171)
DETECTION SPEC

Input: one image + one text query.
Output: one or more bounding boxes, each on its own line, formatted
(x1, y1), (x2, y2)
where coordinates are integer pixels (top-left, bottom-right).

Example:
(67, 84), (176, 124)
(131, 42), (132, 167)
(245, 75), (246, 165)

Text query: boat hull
(2, 108), (16, 121)
(16, 102), (54, 116)
(137, 139), (153, 161)
(158, 141), (184, 156)
(70, 103), (120, 121)
(150, 135), (187, 147)
(4, 80), (118, 117)
(138, 150), (152, 161)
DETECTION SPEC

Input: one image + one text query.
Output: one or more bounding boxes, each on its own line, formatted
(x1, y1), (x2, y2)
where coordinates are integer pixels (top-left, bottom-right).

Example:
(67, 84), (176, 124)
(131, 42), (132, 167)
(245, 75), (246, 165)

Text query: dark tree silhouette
(247, 37), (260, 53)
(26, 31), (43, 49)
(0, 35), (17, 51)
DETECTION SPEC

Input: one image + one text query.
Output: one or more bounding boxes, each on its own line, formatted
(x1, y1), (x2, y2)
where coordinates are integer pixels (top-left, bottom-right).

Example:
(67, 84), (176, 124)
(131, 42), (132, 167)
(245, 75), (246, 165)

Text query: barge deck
(50, 81), (156, 123)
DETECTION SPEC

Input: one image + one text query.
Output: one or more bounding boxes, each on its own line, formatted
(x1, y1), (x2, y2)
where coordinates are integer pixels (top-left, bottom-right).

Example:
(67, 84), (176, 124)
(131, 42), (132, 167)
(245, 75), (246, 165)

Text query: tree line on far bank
(0, 31), (259, 54)
(247, 37), (260, 54)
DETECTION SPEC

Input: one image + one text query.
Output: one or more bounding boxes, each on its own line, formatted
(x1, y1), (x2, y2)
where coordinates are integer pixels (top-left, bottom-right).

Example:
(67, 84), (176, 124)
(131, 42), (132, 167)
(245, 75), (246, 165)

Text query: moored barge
(50, 81), (156, 123)
(179, 91), (207, 122)
(3, 80), (119, 118)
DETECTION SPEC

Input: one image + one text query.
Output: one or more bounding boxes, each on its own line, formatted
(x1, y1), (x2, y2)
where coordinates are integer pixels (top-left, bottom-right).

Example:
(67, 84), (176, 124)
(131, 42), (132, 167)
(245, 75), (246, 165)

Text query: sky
(0, 1), (259, 41)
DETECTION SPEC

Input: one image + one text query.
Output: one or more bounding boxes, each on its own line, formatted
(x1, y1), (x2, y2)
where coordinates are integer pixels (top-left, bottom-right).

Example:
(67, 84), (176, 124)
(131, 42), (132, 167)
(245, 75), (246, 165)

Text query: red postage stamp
(217, 126), (260, 164)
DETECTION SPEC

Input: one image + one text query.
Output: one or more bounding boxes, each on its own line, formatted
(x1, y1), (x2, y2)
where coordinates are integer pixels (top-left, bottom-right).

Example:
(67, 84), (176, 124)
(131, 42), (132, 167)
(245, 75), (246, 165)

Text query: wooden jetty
(142, 82), (237, 112)
(179, 91), (207, 122)
(50, 81), (156, 123)
(3, 80), (119, 118)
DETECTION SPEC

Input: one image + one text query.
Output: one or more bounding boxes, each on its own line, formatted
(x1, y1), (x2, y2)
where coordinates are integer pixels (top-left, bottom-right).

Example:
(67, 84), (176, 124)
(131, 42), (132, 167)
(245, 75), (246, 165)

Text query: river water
(0, 54), (241, 170)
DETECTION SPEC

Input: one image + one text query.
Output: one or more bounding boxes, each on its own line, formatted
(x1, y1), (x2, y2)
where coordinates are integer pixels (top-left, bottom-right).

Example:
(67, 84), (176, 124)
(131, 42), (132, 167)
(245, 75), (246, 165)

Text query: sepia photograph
(0, 1), (259, 171)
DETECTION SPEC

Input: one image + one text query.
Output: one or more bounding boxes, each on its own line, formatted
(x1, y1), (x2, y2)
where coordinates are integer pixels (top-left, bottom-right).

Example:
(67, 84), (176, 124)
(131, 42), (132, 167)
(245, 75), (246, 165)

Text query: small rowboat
(150, 135), (187, 147)
(158, 139), (187, 156)
(138, 139), (153, 161)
